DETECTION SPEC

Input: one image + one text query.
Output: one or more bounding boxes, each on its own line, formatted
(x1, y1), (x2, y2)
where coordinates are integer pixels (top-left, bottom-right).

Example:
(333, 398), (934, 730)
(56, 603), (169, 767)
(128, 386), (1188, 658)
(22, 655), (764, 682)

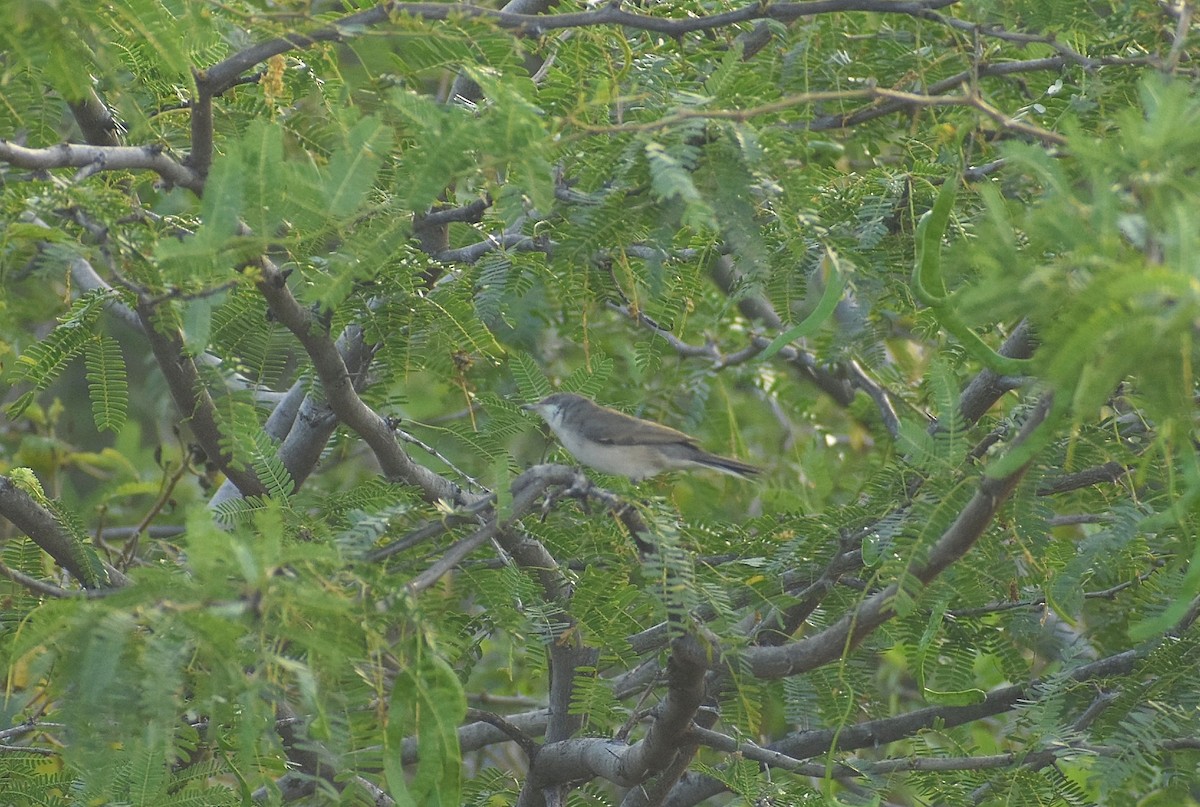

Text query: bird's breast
(551, 426), (668, 481)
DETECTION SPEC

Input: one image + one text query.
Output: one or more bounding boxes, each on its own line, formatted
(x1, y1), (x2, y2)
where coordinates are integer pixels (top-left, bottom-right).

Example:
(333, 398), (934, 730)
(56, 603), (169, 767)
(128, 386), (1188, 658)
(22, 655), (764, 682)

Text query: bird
(522, 392), (759, 482)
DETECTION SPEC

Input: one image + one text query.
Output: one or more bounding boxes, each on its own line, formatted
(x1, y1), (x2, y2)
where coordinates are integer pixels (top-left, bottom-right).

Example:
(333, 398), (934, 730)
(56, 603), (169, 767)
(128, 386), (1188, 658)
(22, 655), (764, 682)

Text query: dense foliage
(2, 0), (1199, 805)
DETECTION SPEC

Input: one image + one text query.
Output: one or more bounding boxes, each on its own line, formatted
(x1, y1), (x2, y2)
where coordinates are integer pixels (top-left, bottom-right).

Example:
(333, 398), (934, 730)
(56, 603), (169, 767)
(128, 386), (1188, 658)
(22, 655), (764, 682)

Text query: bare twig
(0, 560), (75, 598)
(466, 708), (541, 759)
(1163, 0), (1194, 73)
(577, 84), (1068, 145)
(1037, 462), (1128, 495)
(404, 522), (500, 594)
(200, 0), (961, 96)
(0, 743), (57, 756)
(844, 358), (901, 439)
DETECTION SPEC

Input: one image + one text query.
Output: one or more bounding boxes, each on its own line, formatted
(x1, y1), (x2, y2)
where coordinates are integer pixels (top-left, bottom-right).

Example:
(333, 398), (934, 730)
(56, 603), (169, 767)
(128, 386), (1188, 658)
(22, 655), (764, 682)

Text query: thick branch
(0, 140), (201, 192)
(435, 233), (546, 264)
(664, 648), (1141, 806)
(723, 395), (1052, 679)
(1037, 461), (1127, 495)
(530, 633), (710, 790)
(420, 197), (492, 225)
(0, 477), (129, 589)
(402, 708), (551, 764)
(188, 69), (215, 183)
(206, 330), (366, 510)
(68, 89), (122, 147)
(253, 258), (469, 506)
(133, 297), (268, 498)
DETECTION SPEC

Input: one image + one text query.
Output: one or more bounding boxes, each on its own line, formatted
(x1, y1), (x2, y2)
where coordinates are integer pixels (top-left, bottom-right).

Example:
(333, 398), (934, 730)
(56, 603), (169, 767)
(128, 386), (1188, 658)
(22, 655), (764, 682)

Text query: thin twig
(0, 561), (76, 598)
(465, 708), (541, 759)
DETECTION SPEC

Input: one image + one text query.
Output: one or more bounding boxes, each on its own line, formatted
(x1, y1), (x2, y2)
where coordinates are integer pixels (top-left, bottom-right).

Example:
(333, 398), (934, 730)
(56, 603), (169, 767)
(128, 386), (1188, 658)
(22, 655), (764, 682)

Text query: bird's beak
(520, 402), (536, 412)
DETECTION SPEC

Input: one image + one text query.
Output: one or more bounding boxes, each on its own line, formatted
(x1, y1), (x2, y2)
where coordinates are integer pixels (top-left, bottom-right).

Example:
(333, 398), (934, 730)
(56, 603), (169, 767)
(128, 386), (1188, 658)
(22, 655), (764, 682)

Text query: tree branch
(435, 233), (547, 263)
(420, 197), (493, 226)
(954, 320), (1036, 426)
(200, 0), (961, 96)
(253, 257), (470, 507)
(710, 255), (856, 405)
(664, 648), (1142, 806)
(188, 68), (215, 183)
(465, 707), (541, 760)
(530, 632), (710, 791)
(0, 560), (76, 598)
(804, 56), (1131, 135)
(728, 395), (1052, 679)
(207, 328), (370, 510)
(132, 296), (268, 498)
(0, 140), (201, 192)
(67, 89), (122, 147)
(1037, 461), (1128, 495)
(0, 477), (129, 589)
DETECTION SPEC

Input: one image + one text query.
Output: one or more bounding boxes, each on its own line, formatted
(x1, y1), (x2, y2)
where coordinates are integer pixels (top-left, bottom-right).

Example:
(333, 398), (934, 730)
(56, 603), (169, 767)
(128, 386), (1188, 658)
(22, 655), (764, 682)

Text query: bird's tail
(695, 451), (760, 480)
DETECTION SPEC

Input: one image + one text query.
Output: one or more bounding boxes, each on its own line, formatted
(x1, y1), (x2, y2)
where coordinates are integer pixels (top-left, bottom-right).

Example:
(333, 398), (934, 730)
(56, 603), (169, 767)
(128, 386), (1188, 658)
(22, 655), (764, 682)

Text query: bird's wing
(592, 409), (697, 446)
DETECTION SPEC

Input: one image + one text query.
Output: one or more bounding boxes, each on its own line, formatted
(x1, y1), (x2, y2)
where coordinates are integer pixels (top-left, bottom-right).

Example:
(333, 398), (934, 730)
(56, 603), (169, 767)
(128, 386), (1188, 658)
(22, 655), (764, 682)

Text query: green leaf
(508, 353), (549, 403)
(757, 249), (846, 361)
(384, 648), (467, 807)
(7, 290), (112, 419)
(324, 115), (392, 218)
(645, 141), (716, 231)
(240, 119), (287, 237)
(84, 334), (128, 433)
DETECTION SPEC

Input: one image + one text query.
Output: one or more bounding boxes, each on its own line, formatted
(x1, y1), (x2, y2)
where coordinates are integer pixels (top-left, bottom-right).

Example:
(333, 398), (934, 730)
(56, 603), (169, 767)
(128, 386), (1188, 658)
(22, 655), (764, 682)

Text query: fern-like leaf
(84, 334), (129, 433)
(512, 352), (552, 401)
(249, 430), (295, 502)
(8, 289), (112, 418)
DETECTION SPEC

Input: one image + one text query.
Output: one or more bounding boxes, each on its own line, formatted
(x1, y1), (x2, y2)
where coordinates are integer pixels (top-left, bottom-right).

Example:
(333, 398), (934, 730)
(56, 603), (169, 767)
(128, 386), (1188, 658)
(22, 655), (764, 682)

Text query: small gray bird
(522, 392), (759, 482)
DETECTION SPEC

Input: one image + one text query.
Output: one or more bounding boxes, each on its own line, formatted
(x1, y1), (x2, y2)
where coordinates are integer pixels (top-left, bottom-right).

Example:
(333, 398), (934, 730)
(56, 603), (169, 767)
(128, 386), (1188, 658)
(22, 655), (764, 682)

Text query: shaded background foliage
(1, 0), (1200, 805)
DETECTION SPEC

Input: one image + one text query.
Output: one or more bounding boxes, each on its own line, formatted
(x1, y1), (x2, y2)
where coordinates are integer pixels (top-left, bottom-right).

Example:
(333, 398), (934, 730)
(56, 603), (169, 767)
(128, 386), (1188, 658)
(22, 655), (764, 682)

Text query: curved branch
(530, 633), (710, 790)
(133, 296), (268, 498)
(465, 708), (541, 760)
(665, 648), (1141, 806)
(0, 140), (201, 192)
(0, 477), (129, 589)
(253, 257), (470, 506)
(200, 0), (960, 96)
(722, 395), (1052, 679)
(710, 255), (856, 405)
(954, 320), (1036, 426)
(402, 708), (552, 764)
